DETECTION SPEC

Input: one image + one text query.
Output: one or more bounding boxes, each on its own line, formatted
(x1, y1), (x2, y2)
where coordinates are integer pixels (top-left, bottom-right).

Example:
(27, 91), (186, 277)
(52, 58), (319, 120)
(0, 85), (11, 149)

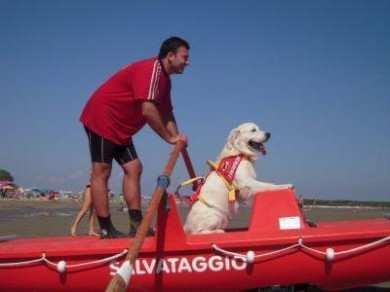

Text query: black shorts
(84, 127), (138, 165)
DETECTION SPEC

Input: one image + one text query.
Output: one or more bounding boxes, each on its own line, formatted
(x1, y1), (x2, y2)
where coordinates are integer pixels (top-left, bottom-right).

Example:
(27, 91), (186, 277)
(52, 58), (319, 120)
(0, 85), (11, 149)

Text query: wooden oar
(181, 147), (198, 190)
(105, 140), (186, 292)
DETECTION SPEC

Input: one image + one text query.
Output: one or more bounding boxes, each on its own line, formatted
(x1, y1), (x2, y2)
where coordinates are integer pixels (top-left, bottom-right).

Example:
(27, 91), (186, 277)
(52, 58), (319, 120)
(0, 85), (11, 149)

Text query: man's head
(159, 36), (190, 74)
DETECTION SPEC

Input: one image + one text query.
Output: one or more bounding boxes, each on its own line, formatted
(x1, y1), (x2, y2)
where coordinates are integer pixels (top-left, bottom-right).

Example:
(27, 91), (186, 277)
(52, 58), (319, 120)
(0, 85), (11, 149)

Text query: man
(80, 36), (189, 238)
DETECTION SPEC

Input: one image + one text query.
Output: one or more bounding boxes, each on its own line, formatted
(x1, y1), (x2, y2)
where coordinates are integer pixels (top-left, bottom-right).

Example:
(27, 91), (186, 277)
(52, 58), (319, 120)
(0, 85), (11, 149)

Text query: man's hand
(167, 134), (187, 145)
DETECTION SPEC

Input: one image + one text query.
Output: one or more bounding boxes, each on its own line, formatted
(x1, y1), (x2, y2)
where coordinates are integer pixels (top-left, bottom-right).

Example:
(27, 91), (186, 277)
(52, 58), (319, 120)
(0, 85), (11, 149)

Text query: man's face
(168, 46), (189, 74)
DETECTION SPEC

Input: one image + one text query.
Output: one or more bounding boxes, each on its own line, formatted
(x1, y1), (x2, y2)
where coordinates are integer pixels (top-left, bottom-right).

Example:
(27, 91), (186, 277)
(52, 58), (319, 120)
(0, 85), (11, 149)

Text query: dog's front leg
(244, 178), (292, 193)
(235, 161), (293, 198)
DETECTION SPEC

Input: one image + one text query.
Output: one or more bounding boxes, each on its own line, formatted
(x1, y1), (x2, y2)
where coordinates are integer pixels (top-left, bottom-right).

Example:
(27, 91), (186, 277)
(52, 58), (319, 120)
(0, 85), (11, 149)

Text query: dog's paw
(214, 229), (225, 234)
(279, 184), (294, 190)
(198, 229), (225, 234)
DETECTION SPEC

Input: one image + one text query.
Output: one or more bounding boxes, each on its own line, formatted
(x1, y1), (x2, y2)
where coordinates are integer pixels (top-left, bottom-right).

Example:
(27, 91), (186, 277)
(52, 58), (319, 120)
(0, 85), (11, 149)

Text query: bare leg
(70, 187), (93, 236)
(88, 207), (99, 236)
(121, 159), (142, 210)
(70, 209), (87, 236)
(90, 162), (112, 217)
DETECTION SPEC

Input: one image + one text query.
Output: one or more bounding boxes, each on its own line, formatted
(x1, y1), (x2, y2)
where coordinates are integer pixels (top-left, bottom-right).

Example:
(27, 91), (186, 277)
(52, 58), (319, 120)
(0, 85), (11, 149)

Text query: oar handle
(181, 147), (198, 190)
(126, 140), (186, 263)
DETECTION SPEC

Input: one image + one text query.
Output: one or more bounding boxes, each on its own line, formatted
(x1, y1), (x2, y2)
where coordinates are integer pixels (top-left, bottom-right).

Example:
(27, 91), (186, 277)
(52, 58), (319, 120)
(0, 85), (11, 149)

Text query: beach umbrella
(0, 181), (12, 188)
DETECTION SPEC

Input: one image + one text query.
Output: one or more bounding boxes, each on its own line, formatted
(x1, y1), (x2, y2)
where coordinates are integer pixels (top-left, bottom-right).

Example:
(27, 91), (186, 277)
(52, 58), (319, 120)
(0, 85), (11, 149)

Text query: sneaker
(100, 226), (126, 239)
(128, 223), (155, 237)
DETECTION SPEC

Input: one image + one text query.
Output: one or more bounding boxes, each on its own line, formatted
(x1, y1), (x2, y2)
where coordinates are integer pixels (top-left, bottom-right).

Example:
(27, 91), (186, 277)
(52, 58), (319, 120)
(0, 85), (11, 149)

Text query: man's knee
(122, 159), (142, 178)
(91, 163), (112, 181)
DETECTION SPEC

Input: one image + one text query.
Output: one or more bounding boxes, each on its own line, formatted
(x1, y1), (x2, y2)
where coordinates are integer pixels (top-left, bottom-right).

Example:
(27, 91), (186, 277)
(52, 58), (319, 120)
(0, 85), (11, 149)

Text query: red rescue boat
(0, 189), (389, 291)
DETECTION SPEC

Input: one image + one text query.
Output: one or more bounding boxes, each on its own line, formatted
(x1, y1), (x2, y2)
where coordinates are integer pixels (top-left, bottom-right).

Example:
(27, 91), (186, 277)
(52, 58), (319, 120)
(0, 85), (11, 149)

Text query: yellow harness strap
(198, 196), (213, 208)
(178, 176), (204, 188)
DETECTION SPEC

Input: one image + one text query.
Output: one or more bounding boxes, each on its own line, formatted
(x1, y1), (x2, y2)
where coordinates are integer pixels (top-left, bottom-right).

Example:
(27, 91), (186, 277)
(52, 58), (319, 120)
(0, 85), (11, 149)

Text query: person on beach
(80, 36), (189, 238)
(70, 183), (99, 237)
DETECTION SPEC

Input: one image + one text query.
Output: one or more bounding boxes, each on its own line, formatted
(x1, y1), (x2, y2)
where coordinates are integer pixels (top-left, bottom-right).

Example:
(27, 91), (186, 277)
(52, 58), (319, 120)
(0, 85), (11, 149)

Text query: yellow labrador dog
(183, 122), (293, 234)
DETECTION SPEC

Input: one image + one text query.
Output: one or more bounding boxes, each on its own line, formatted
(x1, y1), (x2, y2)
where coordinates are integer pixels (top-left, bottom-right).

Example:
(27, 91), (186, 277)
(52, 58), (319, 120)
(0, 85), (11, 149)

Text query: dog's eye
(251, 128), (257, 132)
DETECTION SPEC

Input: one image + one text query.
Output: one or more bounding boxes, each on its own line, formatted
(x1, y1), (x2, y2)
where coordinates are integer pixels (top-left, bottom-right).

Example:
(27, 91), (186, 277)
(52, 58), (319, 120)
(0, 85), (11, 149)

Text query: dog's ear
(226, 128), (240, 149)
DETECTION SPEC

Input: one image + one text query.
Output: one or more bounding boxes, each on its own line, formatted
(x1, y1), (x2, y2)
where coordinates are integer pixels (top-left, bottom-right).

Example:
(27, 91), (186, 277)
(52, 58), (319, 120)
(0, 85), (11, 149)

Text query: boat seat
(248, 188), (306, 233)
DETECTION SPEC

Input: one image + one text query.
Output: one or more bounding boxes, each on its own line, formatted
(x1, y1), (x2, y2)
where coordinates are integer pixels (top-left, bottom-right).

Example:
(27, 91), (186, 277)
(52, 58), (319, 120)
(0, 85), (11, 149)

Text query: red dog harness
(182, 155), (246, 206)
(217, 155), (244, 184)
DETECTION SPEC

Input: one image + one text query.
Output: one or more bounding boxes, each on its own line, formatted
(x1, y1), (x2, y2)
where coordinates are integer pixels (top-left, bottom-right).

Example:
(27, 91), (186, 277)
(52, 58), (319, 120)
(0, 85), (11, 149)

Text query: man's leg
(85, 127), (125, 238)
(122, 159), (143, 233)
(116, 141), (154, 236)
(121, 159), (154, 236)
(91, 162), (111, 217)
(121, 158), (142, 211)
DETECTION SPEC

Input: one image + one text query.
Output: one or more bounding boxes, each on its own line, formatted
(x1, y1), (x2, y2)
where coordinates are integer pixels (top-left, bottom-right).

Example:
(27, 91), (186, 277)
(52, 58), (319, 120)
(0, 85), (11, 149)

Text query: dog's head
(222, 122), (270, 160)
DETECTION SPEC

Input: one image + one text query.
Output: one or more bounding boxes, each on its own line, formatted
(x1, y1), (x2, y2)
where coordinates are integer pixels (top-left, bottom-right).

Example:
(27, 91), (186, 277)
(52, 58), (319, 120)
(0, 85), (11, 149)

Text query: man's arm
(142, 101), (178, 144)
(163, 111), (179, 137)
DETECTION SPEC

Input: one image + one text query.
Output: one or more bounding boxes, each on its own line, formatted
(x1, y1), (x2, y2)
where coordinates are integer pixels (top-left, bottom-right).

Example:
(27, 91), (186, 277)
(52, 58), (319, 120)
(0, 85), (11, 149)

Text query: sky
(1, 1), (389, 201)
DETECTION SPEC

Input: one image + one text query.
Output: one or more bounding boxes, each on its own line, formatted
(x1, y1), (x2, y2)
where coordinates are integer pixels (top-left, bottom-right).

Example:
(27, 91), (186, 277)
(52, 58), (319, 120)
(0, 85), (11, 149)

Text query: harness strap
(198, 196), (213, 208)
(197, 195), (232, 219)
(176, 155), (246, 213)
(176, 177), (204, 189)
(174, 177), (205, 205)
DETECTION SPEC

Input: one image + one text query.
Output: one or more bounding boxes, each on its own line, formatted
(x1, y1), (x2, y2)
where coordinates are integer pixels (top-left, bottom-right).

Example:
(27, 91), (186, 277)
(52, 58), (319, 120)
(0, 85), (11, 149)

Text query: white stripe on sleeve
(147, 61), (161, 100)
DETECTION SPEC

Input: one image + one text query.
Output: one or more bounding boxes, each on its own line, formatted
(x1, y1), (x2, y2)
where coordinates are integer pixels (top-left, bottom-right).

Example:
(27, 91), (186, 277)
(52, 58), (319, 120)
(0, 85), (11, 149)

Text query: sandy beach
(0, 199), (389, 290)
(1, 198), (389, 237)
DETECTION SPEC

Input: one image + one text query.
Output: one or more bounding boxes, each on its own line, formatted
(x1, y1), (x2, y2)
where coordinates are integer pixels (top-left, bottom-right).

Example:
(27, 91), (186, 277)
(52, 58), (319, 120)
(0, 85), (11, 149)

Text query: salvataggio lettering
(111, 256), (247, 276)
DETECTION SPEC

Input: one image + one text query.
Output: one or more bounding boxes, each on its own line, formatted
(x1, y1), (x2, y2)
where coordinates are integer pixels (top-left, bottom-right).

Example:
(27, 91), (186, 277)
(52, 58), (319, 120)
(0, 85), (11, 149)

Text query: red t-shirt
(80, 57), (172, 145)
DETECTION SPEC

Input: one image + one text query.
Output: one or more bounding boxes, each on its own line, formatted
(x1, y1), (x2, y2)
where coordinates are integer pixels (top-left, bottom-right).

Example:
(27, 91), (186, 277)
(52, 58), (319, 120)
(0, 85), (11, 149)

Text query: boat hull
(1, 189), (389, 291)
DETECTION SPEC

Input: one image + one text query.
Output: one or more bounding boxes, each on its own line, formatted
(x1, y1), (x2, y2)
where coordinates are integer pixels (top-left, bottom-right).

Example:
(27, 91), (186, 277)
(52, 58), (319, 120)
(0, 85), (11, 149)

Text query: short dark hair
(158, 36), (190, 59)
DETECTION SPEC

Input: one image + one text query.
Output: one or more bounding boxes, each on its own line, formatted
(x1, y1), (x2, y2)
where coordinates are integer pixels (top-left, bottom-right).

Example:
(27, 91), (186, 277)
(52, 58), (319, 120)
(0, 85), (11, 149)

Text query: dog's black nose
(265, 132), (271, 140)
